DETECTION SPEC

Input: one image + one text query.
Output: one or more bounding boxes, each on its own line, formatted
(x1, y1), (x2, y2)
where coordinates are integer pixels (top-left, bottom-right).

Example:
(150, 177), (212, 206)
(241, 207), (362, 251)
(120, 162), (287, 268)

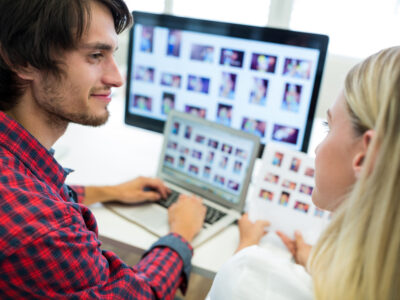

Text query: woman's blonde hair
(309, 47), (400, 300)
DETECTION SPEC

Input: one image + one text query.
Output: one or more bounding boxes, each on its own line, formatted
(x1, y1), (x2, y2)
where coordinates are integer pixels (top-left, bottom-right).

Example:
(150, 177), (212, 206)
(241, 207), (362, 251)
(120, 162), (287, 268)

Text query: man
(0, 0), (206, 298)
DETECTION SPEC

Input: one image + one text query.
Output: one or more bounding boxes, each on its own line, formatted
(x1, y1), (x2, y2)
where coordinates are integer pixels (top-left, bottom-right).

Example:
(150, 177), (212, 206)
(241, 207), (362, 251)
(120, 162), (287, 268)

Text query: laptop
(106, 110), (260, 247)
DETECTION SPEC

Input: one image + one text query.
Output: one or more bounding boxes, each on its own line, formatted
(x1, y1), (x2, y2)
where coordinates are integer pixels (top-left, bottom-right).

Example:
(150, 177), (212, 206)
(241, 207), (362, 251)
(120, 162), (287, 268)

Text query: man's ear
(14, 65), (37, 82)
(352, 129), (375, 178)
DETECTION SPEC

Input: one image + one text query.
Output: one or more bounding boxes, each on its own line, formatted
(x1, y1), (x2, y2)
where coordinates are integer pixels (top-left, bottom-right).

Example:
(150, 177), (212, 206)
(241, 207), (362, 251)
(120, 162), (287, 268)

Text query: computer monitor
(124, 11), (329, 155)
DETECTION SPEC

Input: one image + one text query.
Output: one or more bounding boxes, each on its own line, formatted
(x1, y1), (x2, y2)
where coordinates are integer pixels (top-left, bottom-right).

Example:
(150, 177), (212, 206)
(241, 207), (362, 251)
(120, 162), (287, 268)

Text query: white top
(207, 244), (313, 300)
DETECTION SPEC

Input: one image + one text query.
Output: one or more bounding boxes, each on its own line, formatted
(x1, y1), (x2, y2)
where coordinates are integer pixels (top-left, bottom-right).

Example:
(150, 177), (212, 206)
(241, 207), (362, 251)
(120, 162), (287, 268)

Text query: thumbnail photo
(216, 103), (233, 126)
(221, 143), (233, 154)
(164, 154), (174, 166)
(187, 75), (210, 94)
(189, 164), (200, 175)
(304, 167), (315, 178)
(278, 191), (290, 206)
(233, 161), (243, 174)
(190, 44), (215, 63)
(249, 77), (269, 106)
(228, 180), (240, 192)
(139, 26), (154, 53)
(219, 48), (245, 68)
(203, 166), (211, 179)
(208, 139), (219, 149)
(184, 125), (192, 139)
(161, 92), (175, 115)
(259, 189), (274, 201)
(294, 201), (310, 214)
(264, 172), (280, 184)
(289, 157), (301, 172)
(235, 148), (248, 160)
(133, 94), (152, 112)
(219, 72), (237, 99)
(281, 83), (303, 113)
(178, 156), (186, 169)
(134, 66), (155, 83)
(282, 58), (312, 79)
(241, 117), (266, 138)
(171, 122), (180, 135)
(282, 179), (297, 190)
(166, 29), (182, 57)
(271, 151), (284, 167)
(185, 105), (207, 118)
(250, 53), (277, 73)
(272, 124), (299, 145)
(160, 72), (182, 88)
(299, 184), (314, 196)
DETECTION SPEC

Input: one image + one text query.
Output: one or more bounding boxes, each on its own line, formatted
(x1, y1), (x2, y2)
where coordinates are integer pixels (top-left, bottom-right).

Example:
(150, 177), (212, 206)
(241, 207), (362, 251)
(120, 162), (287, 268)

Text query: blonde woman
(208, 47), (400, 300)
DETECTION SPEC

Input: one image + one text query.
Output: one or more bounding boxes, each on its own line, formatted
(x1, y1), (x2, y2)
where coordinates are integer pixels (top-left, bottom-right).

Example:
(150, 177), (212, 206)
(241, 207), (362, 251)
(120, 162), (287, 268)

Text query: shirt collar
(0, 111), (68, 190)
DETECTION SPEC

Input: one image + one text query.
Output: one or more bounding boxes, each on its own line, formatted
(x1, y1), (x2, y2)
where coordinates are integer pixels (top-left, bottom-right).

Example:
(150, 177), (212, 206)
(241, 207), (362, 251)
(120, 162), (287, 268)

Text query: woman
(208, 47), (400, 300)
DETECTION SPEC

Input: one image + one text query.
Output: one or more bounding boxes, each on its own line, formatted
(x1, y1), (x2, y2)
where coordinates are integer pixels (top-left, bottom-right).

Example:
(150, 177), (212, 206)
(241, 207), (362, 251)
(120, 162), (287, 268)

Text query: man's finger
(140, 191), (161, 201)
(294, 230), (305, 246)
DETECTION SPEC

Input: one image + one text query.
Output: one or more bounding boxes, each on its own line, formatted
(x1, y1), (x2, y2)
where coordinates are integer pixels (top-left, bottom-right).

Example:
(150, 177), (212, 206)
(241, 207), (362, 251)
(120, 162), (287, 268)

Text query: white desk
(53, 98), (240, 278)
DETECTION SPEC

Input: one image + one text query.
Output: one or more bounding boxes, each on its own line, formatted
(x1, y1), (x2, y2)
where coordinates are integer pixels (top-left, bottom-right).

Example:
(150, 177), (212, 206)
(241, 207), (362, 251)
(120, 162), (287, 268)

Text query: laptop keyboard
(157, 190), (227, 225)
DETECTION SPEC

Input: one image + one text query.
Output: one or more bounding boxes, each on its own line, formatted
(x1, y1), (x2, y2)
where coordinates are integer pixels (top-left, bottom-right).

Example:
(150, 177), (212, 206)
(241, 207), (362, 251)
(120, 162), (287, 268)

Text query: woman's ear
(352, 129), (375, 178)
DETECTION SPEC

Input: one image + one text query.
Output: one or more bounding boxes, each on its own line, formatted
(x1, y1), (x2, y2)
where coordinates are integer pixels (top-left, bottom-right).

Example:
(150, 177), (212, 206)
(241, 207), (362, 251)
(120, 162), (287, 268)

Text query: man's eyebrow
(81, 42), (118, 51)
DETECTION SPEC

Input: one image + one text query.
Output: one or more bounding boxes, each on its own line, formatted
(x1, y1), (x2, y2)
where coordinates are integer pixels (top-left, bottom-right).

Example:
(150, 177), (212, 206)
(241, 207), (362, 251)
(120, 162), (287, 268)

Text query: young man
(0, 0), (206, 298)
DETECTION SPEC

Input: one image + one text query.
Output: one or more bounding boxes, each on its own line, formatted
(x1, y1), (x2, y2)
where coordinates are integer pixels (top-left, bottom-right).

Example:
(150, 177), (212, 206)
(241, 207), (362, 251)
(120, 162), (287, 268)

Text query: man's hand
(235, 213), (270, 253)
(83, 177), (171, 206)
(276, 230), (311, 268)
(168, 195), (206, 243)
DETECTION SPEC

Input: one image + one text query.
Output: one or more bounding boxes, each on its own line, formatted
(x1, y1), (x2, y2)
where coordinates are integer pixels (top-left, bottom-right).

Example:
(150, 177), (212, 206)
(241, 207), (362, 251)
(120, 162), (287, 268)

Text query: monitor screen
(125, 11), (329, 155)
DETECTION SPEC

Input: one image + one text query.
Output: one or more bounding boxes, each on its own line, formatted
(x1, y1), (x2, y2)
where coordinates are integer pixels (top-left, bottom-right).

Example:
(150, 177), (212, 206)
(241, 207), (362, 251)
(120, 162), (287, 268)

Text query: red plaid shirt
(0, 111), (193, 299)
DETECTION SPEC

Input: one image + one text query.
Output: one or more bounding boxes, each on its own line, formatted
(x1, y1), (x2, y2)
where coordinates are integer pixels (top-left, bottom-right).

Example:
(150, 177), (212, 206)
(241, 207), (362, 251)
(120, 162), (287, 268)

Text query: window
(172, 0), (271, 26)
(124, 0), (165, 13)
(290, 0), (400, 57)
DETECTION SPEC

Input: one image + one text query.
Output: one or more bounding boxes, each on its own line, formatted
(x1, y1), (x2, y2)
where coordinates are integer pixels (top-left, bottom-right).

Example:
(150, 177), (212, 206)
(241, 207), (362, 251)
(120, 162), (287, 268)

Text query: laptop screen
(159, 110), (260, 209)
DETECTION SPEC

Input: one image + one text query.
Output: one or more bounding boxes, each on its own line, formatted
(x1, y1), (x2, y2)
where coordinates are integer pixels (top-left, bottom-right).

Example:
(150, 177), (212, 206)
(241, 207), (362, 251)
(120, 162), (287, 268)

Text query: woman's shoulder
(208, 245), (313, 300)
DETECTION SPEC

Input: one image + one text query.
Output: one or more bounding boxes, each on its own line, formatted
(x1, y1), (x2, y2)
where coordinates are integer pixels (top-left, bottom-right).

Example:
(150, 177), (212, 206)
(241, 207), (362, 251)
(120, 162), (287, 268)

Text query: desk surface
(53, 96), (325, 278)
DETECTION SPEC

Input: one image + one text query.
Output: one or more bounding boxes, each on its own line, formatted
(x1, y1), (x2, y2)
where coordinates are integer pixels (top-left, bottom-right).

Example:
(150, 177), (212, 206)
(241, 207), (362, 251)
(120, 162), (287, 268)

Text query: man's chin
(70, 111), (110, 127)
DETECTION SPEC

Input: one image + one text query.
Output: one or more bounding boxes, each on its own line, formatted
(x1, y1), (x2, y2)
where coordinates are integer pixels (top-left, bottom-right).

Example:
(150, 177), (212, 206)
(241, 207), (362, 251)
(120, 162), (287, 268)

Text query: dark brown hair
(0, 0), (132, 110)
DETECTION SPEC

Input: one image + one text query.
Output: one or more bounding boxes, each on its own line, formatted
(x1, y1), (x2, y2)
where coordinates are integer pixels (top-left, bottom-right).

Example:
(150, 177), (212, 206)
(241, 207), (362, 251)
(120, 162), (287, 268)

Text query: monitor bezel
(125, 11), (329, 156)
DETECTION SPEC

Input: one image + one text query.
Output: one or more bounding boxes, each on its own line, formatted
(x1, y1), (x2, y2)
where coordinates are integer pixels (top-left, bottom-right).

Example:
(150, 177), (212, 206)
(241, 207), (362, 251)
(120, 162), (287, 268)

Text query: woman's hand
(235, 213), (270, 253)
(276, 230), (312, 268)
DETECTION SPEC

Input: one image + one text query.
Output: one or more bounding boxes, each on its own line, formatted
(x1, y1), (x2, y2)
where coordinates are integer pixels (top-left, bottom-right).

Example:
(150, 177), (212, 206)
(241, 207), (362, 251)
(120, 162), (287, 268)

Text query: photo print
(187, 75), (210, 94)
(185, 105), (207, 118)
(299, 184), (313, 196)
(249, 77), (269, 106)
(259, 189), (274, 201)
(139, 26), (154, 53)
(264, 172), (280, 184)
(272, 152), (284, 167)
(250, 53), (277, 73)
(216, 103), (233, 126)
(160, 72), (182, 88)
(282, 58), (312, 79)
(294, 201), (310, 214)
(314, 208), (325, 218)
(278, 191), (290, 206)
(272, 124), (299, 145)
(282, 179), (297, 190)
(281, 83), (303, 113)
(166, 29), (182, 57)
(179, 146), (189, 155)
(161, 92), (175, 115)
(133, 94), (152, 112)
(219, 72), (237, 99)
(304, 167), (315, 178)
(134, 66), (155, 83)
(190, 44), (214, 63)
(289, 157), (301, 172)
(219, 48), (244, 68)
(241, 117), (266, 138)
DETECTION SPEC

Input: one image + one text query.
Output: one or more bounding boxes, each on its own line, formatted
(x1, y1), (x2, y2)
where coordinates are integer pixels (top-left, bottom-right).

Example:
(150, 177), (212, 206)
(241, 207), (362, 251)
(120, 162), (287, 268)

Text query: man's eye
(90, 53), (103, 60)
